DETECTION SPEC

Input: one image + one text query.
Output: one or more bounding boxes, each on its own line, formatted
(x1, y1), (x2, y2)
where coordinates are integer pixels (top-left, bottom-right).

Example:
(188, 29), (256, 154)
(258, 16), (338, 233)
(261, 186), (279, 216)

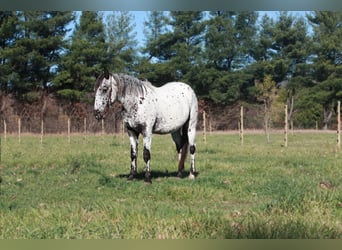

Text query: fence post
(84, 117), (87, 142)
(67, 117), (71, 143)
(3, 119), (6, 143)
(240, 106), (244, 145)
(40, 119), (44, 145)
(209, 118), (212, 135)
(202, 111), (207, 144)
(121, 119), (125, 144)
(18, 117), (21, 144)
(101, 118), (105, 143)
(284, 105), (288, 148)
(337, 100), (341, 149)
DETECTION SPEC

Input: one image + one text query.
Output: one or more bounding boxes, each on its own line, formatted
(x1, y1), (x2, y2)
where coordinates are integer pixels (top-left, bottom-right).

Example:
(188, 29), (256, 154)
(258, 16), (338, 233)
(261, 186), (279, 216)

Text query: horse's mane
(94, 74), (105, 92)
(95, 72), (153, 99)
(113, 73), (153, 98)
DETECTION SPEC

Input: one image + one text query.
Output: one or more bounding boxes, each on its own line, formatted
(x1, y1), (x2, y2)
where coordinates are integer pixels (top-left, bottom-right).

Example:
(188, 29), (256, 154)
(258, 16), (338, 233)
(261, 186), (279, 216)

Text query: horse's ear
(104, 69), (110, 79)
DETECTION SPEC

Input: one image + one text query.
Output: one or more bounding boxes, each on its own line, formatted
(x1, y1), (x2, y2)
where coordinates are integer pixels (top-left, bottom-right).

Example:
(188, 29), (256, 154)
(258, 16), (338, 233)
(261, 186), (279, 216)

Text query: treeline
(0, 11), (341, 129)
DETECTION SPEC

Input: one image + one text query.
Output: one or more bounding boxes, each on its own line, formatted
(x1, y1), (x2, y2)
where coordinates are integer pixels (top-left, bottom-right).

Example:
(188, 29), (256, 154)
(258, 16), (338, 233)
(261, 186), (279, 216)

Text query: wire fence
(1, 99), (341, 150)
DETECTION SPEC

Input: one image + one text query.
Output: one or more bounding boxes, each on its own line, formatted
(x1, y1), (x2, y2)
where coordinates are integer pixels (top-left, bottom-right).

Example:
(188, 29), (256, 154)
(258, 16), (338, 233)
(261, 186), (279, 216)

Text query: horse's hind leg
(188, 130), (197, 179)
(188, 100), (198, 179)
(171, 130), (188, 178)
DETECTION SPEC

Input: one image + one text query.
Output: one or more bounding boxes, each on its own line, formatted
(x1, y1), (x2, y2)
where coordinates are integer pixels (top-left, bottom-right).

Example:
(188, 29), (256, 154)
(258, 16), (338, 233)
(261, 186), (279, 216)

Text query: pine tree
(105, 11), (137, 73)
(205, 11), (258, 71)
(307, 11), (342, 129)
(142, 11), (169, 61)
(0, 11), (20, 93)
(0, 11), (73, 97)
(139, 11), (206, 86)
(54, 11), (107, 102)
(168, 11), (205, 82)
(137, 11), (173, 84)
(202, 11), (257, 103)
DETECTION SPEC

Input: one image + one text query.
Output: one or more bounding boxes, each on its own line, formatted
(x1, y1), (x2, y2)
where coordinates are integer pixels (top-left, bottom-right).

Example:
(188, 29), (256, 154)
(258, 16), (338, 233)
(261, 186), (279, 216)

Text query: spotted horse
(94, 70), (198, 183)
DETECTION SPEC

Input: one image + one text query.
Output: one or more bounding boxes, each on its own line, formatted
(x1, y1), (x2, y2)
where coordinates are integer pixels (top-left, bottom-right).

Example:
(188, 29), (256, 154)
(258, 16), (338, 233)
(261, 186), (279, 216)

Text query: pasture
(0, 132), (341, 239)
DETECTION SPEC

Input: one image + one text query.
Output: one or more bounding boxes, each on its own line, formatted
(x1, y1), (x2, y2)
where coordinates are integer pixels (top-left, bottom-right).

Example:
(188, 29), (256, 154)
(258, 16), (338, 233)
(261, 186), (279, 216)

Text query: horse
(94, 70), (198, 183)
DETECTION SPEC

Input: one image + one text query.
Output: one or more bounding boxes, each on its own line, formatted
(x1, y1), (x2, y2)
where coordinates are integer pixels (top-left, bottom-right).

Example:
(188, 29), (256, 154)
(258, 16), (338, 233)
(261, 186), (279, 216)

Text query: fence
(1, 99), (341, 149)
(201, 101), (341, 149)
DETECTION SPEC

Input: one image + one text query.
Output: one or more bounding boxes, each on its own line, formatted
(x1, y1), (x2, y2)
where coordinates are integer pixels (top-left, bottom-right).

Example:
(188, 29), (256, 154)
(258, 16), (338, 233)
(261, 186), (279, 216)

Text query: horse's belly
(152, 110), (189, 134)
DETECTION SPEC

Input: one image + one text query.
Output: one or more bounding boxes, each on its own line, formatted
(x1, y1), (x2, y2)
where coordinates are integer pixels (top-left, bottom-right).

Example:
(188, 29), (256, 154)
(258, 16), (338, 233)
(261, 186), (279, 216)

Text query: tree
(0, 11), (74, 97)
(105, 11), (137, 73)
(256, 75), (276, 143)
(138, 11), (206, 86)
(200, 11), (258, 103)
(0, 11), (20, 93)
(252, 13), (276, 62)
(142, 11), (170, 62)
(307, 11), (342, 129)
(138, 11), (177, 84)
(168, 11), (206, 87)
(54, 11), (107, 103)
(205, 11), (258, 71)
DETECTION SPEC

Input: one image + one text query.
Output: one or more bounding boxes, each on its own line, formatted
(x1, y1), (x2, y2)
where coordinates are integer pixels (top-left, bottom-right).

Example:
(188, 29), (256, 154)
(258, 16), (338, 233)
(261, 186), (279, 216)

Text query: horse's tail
(188, 90), (198, 141)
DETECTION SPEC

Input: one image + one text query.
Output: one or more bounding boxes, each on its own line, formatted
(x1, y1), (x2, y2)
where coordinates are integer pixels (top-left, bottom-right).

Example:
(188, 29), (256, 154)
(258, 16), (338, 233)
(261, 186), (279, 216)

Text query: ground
(0, 131), (341, 238)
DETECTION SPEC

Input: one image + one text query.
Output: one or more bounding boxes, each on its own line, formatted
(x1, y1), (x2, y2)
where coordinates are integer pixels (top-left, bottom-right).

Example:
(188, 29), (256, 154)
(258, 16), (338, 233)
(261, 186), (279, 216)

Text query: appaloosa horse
(94, 70), (198, 183)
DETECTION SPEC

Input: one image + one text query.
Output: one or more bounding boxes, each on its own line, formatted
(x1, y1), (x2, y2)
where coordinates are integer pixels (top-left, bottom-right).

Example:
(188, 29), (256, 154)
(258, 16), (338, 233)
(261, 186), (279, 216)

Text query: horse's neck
(115, 75), (154, 106)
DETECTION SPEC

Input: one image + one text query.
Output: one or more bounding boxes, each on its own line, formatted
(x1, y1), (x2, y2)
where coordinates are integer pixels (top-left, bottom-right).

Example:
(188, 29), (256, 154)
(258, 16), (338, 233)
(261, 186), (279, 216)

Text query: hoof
(144, 172), (152, 184)
(127, 171), (137, 181)
(188, 171), (198, 180)
(188, 173), (196, 180)
(144, 178), (152, 184)
(177, 171), (184, 178)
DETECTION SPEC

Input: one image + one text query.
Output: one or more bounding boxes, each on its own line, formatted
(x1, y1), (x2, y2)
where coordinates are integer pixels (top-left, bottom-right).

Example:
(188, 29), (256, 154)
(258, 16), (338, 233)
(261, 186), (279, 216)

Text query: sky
(129, 11), (309, 47)
(69, 11), (309, 48)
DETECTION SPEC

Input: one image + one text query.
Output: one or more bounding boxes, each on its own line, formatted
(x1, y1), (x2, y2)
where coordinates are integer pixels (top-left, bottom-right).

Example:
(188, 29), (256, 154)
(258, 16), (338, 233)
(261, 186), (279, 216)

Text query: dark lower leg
(177, 142), (188, 178)
(143, 146), (152, 183)
(128, 146), (138, 180)
(189, 145), (196, 177)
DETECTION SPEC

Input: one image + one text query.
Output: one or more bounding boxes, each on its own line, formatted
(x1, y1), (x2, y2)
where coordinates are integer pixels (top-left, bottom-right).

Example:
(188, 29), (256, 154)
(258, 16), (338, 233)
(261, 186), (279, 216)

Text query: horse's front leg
(142, 134), (152, 183)
(127, 129), (139, 180)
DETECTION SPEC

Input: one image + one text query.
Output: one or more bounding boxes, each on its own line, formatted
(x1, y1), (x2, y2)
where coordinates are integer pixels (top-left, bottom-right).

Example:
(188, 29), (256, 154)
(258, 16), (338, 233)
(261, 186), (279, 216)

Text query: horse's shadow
(87, 168), (198, 187)
(116, 170), (187, 180)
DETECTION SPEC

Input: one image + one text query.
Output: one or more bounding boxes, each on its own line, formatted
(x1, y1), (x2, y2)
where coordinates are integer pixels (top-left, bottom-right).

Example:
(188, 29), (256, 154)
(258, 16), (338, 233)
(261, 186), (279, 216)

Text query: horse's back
(151, 82), (197, 134)
(157, 81), (196, 102)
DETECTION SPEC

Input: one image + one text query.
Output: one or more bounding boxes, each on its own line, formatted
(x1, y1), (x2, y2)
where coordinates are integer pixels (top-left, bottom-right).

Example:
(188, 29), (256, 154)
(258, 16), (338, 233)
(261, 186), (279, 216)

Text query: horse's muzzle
(94, 110), (104, 121)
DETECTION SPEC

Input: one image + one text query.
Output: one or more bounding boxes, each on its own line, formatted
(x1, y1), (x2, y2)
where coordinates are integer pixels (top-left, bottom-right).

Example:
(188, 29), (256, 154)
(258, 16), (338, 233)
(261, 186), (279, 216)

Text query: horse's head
(94, 69), (118, 121)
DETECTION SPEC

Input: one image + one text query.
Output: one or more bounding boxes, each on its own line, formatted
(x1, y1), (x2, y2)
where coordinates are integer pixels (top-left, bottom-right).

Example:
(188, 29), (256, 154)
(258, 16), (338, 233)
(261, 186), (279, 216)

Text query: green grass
(0, 132), (341, 238)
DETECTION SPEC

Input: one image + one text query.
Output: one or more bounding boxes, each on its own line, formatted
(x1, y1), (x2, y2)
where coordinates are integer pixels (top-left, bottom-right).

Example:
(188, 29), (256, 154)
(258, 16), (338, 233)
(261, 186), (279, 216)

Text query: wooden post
(284, 105), (288, 148)
(101, 118), (105, 143)
(240, 106), (244, 145)
(67, 117), (71, 143)
(202, 111), (207, 144)
(3, 120), (6, 143)
(337, 101), (341, 149)
(84, 117), (87, 142)
(40, 119), (44, 145)
(18, 117), (21, 144)
(209, 118), (212, 135)
(121, 119), (125, 144)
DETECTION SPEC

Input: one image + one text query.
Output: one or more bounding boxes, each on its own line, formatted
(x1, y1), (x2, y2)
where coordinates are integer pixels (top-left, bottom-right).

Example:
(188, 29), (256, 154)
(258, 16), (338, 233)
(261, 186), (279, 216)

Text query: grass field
(0, 131), (341, 239)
